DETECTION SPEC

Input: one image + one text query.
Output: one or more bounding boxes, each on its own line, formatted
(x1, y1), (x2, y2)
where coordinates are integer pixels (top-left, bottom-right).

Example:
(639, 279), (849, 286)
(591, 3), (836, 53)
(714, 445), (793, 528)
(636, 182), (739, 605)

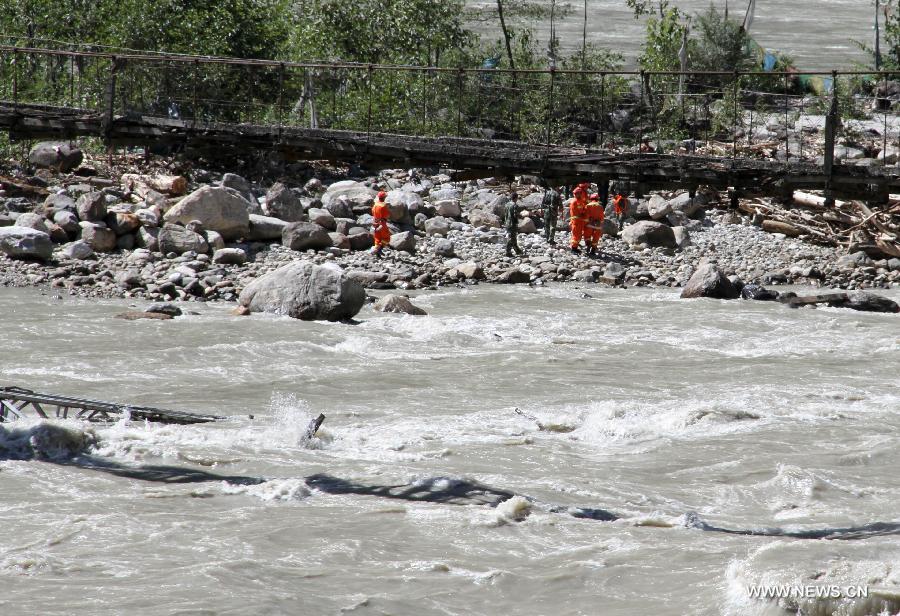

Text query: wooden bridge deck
(2, 101), (899, 200)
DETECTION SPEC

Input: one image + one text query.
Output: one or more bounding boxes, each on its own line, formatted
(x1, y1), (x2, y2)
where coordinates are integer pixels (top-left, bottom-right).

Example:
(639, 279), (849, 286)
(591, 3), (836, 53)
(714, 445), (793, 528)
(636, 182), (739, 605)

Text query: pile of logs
(738, 191), (900, 259)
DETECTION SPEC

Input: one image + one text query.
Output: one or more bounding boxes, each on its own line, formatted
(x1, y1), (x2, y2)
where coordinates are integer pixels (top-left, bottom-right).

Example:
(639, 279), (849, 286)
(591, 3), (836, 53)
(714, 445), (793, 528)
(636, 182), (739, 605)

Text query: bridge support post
(101, 56), (123, 149)
(823, 71), (839, 208)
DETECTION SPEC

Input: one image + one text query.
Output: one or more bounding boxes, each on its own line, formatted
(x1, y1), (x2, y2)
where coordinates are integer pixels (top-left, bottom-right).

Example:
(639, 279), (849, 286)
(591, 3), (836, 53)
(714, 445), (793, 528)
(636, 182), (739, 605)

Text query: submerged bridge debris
(0, 385), (222, 424)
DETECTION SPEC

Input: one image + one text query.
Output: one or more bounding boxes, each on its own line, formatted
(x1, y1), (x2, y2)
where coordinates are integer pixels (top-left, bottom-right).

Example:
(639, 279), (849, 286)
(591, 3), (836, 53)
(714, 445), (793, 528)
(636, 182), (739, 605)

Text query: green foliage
(690, 6), (755, 76)
(639, 5), (689, 73)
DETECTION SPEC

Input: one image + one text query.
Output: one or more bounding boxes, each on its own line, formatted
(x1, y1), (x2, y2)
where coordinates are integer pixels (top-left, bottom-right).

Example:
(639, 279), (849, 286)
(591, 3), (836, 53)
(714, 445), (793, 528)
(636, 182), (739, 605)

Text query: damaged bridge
(3, 45), (900, 201)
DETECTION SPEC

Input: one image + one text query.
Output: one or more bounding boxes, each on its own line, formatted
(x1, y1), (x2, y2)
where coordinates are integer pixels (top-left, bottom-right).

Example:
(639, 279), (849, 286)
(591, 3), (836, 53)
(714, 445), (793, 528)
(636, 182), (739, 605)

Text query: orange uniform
(371, 200), (391, 248)
(569, 193), (589, 250)
(585, 199), (605, 250)
(613, 194), (629, 217)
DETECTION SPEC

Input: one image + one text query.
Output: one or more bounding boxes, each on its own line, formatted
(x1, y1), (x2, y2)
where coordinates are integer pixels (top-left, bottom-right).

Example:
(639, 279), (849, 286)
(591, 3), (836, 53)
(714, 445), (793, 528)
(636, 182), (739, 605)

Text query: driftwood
(304, 413), (325, 440)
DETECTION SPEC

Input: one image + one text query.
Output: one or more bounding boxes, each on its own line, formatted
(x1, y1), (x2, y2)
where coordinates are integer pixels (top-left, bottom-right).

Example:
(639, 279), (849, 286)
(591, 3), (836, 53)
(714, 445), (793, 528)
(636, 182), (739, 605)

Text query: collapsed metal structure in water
(0, 385), (222, 424)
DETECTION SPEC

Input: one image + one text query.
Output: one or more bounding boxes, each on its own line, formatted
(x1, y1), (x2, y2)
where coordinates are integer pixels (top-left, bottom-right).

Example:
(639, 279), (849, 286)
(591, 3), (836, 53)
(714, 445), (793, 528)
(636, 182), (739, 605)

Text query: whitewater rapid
(2, 284), (899, 615)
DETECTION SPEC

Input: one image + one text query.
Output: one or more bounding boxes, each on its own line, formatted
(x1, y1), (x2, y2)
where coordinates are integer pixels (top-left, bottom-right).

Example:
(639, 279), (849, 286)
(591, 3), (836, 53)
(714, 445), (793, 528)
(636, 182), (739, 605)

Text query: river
(469, 0), (875, 70)
(2, 284), (899, 614)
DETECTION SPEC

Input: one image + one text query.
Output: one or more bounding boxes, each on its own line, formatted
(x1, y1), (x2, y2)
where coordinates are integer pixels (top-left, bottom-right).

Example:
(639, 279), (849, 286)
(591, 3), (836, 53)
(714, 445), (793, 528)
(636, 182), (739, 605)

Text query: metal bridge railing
(3, 45), (900, 168)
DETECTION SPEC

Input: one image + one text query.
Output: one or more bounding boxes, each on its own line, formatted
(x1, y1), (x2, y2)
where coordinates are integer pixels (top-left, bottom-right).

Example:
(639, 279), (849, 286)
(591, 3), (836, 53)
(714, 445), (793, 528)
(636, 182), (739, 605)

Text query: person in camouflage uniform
(541, 185), (563, 245)
(505, 192), (524, 257)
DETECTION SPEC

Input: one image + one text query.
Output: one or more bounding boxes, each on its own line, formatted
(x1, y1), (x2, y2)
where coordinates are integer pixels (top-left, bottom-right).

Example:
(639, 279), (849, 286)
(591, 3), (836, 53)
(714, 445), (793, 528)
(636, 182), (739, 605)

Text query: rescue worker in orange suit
(585, 193), (605, 256)
(568, 185), (589, 254)
(613, 191), (629, 226)
(371, 191), (391, 258)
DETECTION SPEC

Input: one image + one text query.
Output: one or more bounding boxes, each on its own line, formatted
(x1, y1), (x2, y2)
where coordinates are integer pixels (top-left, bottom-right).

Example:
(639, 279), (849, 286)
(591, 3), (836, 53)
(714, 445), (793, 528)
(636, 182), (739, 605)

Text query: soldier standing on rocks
(505, 192), (524, 257)
(541, 184), (563, 245)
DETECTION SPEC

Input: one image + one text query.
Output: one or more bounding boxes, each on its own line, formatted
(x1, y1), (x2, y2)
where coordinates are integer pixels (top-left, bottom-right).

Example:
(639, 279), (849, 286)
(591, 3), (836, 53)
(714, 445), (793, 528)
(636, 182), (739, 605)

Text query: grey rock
(43, 193), (77, 214)
(672, 226), (692, 249)
(28, 141), (83, 172)
(457, 262), (485, 280)
(53, 210), (80, 236)
(843, 291), (900, 313)
(307, 208), (336, 231)
(348, 232), (374, 251)
(434, 199), (461, 218)
(373, 294), (427, 315)
(740, 284), (779, 301)
(14, 212), (49, 233)
(621, 221), (677, 249)
(496, 267), (532, 284)
(604, 262), (626, 279)
(116, 234), (135, 250)
(212, 248), (247, 265)
(321, 180), (376, 211)
(239, 261), (365, 321)
(164, 186), (251, 240)
(468, 209), (502, 228)
(680, 264), (739, 299)
(0, 226), (53, 261)
(328, 232), (351, 250)
(283, 222), (333, 251)
(204, 230), (225, 252)
(434, 239), (456, 258)
(136, 227), (159, 251)
(389, 230), (417, 253)
(158, 224), (208, 255)
(647, 195), (672, 220)
(79, 222), (117, 253)
(145, 303), (182, 317)
(263, 183), (305, 222)
(76, 192), (107, 222)
(836, 251), (873, 270)
(425, 217), (451, 237)
(247, 214), (288, 241)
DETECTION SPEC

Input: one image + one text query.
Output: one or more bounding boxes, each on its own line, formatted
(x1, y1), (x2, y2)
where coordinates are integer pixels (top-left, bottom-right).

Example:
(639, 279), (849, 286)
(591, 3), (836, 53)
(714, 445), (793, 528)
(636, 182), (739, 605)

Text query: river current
(469, 0), (873, 70)
(2, 283), (899, 614)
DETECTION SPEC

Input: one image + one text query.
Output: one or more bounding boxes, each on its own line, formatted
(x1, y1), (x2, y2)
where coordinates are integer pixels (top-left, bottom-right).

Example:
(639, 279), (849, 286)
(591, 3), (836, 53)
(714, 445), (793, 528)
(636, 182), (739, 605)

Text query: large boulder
(389, 230), (417, 253)
(0, 226), (53, 261)
(263, 183), (305, 222)
(468, 209), (502, 228)
(164, 186), (250, 240)
(668, 192), (706, 217)
(434, 199), (461, 218)
(321, 181), (376, 212)
(76, 192), (107, 223)
(283, 222), (332, 251)
(157, 223), (208, 255)
(43, 193), (77, 214)
(647, 195), (672, 220)
(621, 221), (677, 249)
(28, 141), (83, 172)
(53, 210), (80, 236)
(308, 208), (336, 231)
(221, 173), (256, 207)
(79, 222), (117, 253)
(14, 212), (49, 233)
(212, 248), (247, 265)
(680, 264), (740, 300)
(425, 217), (451, 237)
(843, 291), (900, 313)
(247, 214), (288, 241)
(61, 240), (94, 260)
(374, 294), (427, 315)
(348, 232), (374, 251)
(238, 261), (365, 321)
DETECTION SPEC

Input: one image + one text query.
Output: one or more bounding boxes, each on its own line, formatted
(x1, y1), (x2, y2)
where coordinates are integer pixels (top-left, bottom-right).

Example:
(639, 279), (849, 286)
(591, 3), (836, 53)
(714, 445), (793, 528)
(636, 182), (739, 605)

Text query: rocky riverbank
(1, 144), (899, 306)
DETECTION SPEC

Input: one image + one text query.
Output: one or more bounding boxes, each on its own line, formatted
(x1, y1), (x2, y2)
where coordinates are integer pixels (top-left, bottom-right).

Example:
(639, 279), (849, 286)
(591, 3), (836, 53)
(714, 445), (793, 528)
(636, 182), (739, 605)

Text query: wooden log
(794, 190), (846, 209)
(762, 219), (804, 237)
(304, 413), (325, 440)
